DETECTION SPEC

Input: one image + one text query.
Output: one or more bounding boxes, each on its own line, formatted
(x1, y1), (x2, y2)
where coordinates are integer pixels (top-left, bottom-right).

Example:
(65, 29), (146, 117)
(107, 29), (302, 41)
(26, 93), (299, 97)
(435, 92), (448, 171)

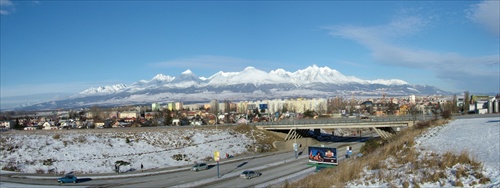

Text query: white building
(119, 111), (138, 119)
(0, 121), (11, 129)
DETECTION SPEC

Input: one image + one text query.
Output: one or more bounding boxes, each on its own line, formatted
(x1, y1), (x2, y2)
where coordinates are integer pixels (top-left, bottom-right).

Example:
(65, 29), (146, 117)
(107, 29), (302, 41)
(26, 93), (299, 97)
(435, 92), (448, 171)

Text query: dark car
(239, 170), (261, 179)
(57, 174), (77, 183)
(191, 163), (209, 171)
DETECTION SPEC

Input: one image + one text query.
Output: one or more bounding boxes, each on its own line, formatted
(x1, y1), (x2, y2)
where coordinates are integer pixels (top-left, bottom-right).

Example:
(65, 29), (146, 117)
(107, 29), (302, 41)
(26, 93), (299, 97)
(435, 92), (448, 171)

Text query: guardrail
(249, 117), (415, 126)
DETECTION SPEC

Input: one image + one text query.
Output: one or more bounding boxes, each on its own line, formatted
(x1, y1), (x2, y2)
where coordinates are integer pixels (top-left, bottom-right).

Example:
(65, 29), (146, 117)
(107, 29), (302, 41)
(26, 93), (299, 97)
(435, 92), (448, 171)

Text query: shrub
(454, 181), (463, 187)
(414, 182), (421, 188)
(172, 154), (187, 161)
(402, 181), (410, 188)
(115, 160), (130, 166)
(2, 165), (18, 171)
(75, 135), (86, 143)
(441, 109), (452, 120)
(42, 159), (54, 166)
(52, 134), (61, 140)
(415, 121), (432, 129)
(479, 177), (490, 184)
(360, 138), (383, 154)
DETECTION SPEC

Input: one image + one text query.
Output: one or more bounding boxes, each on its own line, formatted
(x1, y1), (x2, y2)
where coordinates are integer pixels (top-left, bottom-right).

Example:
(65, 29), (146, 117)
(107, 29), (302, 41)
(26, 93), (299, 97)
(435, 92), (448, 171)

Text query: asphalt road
(0, 138), (365, 188)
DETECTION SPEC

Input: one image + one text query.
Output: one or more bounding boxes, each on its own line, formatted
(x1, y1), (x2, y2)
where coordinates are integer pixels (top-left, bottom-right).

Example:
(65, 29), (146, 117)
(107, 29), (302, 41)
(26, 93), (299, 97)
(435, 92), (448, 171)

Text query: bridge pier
(373, 127), (397, 139)
(284, 129), (307, 141)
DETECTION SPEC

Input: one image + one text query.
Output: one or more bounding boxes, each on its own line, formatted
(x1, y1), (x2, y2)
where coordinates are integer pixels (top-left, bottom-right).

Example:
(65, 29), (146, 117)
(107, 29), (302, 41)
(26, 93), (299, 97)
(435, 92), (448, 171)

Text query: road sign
(214, 151), (220, 162)
(293, 143), (298, 151)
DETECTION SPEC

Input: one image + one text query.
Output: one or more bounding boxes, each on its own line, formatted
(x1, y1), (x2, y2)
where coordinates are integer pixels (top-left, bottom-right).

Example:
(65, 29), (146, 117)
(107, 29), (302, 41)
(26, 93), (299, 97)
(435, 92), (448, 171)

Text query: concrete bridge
(254, 117), (416, 140)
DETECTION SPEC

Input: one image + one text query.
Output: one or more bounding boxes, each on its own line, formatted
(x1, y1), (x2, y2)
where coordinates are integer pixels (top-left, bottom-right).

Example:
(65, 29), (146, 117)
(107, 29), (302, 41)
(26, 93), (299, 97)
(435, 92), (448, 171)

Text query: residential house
(0, 121), (11, 129)
(24, 127), (37, 131)
(144, 112), (158, 120)
(94, 120), (105, 128)
(119, 111), (138, 119)
(42, 122), (58, 130)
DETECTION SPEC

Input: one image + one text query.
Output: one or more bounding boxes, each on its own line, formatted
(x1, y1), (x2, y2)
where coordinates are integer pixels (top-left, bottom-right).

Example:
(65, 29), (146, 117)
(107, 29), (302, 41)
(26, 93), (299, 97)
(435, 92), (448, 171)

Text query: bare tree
(464, 91), (470, 113)
(89, 106), (103, 120)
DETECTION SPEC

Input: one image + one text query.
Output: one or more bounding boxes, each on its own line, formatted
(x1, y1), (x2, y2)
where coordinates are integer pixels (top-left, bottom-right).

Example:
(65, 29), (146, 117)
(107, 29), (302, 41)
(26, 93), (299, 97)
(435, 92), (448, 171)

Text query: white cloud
(0, 0), (13, 15)
(467, 0), (500, 36)
(326, 16), (499, 93)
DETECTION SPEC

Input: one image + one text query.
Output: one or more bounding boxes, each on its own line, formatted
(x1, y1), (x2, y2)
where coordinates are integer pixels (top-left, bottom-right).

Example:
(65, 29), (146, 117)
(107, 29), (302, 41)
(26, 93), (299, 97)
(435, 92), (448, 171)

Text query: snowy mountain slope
(15, 65), (449, 110)
(78, 65), (436, 96)
(79, 84), (129, 96)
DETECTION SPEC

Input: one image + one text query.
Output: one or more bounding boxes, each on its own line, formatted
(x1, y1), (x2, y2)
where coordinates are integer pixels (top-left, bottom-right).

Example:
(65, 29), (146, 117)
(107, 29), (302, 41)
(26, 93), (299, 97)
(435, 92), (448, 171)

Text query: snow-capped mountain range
(19, 65), (448, 110)
(79, 65), (411, 95)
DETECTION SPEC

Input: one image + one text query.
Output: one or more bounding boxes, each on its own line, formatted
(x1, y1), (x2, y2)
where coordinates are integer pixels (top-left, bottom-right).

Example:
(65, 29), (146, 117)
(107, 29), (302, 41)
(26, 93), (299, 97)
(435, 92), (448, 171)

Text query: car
(360, 116), (372, 121)
(191, 163), (208, 171)
(239, 170), (261, 179)
(57, 174), (77, 184)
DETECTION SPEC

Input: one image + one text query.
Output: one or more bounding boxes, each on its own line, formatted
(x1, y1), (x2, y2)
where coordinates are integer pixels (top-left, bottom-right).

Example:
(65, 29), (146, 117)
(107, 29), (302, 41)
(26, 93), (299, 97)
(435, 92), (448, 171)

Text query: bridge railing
(250, 116), (415, 126)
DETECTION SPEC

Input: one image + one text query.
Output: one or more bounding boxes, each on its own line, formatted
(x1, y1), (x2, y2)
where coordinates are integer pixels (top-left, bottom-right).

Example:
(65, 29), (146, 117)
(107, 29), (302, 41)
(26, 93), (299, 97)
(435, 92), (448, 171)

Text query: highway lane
(202, 157), (310, 188)
(0, 138), (368, 188)
(199, 140), (365, 188)
(113, 151), (300, 188)
(1, 152), (290, 187)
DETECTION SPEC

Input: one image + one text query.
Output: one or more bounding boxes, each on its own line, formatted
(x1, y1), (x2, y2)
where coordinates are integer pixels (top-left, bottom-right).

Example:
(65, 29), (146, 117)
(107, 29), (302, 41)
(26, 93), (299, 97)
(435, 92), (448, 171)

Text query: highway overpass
(254, 117), (416, 140)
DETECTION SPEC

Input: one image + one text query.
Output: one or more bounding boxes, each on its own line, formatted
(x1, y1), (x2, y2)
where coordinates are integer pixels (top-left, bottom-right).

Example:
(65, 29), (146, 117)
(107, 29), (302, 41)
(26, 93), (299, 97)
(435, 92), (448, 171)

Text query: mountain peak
(182, 69), (194, 75)
(152, 74), (174, 82)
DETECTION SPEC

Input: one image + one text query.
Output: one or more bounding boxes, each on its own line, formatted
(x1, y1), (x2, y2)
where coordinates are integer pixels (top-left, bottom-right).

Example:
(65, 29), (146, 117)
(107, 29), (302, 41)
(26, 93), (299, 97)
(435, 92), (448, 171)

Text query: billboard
(259, 104), (268, 109)
(308, 146), (338, 165)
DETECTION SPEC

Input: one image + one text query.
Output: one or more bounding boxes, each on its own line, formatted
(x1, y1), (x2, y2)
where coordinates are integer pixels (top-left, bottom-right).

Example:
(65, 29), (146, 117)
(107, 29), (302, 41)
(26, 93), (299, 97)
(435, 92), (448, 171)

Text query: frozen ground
(417, 117), (500, 182)
(0, 126), (256, 174)
(347, 117), (500, 188)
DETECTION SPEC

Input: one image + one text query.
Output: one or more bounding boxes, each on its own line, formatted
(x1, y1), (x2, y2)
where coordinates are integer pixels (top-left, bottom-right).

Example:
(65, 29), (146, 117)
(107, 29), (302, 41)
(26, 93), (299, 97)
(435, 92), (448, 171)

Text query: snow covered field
(346, 116), (500, 188)
(417, 117), (500, 182)
(0, 126), (258, 174)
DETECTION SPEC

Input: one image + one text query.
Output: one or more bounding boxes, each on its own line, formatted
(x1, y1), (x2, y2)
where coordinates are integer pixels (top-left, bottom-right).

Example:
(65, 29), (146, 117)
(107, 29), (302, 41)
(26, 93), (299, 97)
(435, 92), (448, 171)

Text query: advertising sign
(259, 104), (268, 109)
(308, 146), (337, 165)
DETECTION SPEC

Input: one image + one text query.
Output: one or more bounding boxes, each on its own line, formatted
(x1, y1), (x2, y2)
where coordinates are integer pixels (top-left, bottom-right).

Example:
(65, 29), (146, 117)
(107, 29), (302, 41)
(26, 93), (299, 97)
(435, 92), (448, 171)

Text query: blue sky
(1, 1), (499, 101)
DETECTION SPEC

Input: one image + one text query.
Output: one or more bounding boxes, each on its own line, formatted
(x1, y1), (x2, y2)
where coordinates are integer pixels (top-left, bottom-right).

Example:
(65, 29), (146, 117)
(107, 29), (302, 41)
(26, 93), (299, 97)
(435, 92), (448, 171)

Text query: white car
(191, 163), (208, 171)
(239, 170), (261, 179)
